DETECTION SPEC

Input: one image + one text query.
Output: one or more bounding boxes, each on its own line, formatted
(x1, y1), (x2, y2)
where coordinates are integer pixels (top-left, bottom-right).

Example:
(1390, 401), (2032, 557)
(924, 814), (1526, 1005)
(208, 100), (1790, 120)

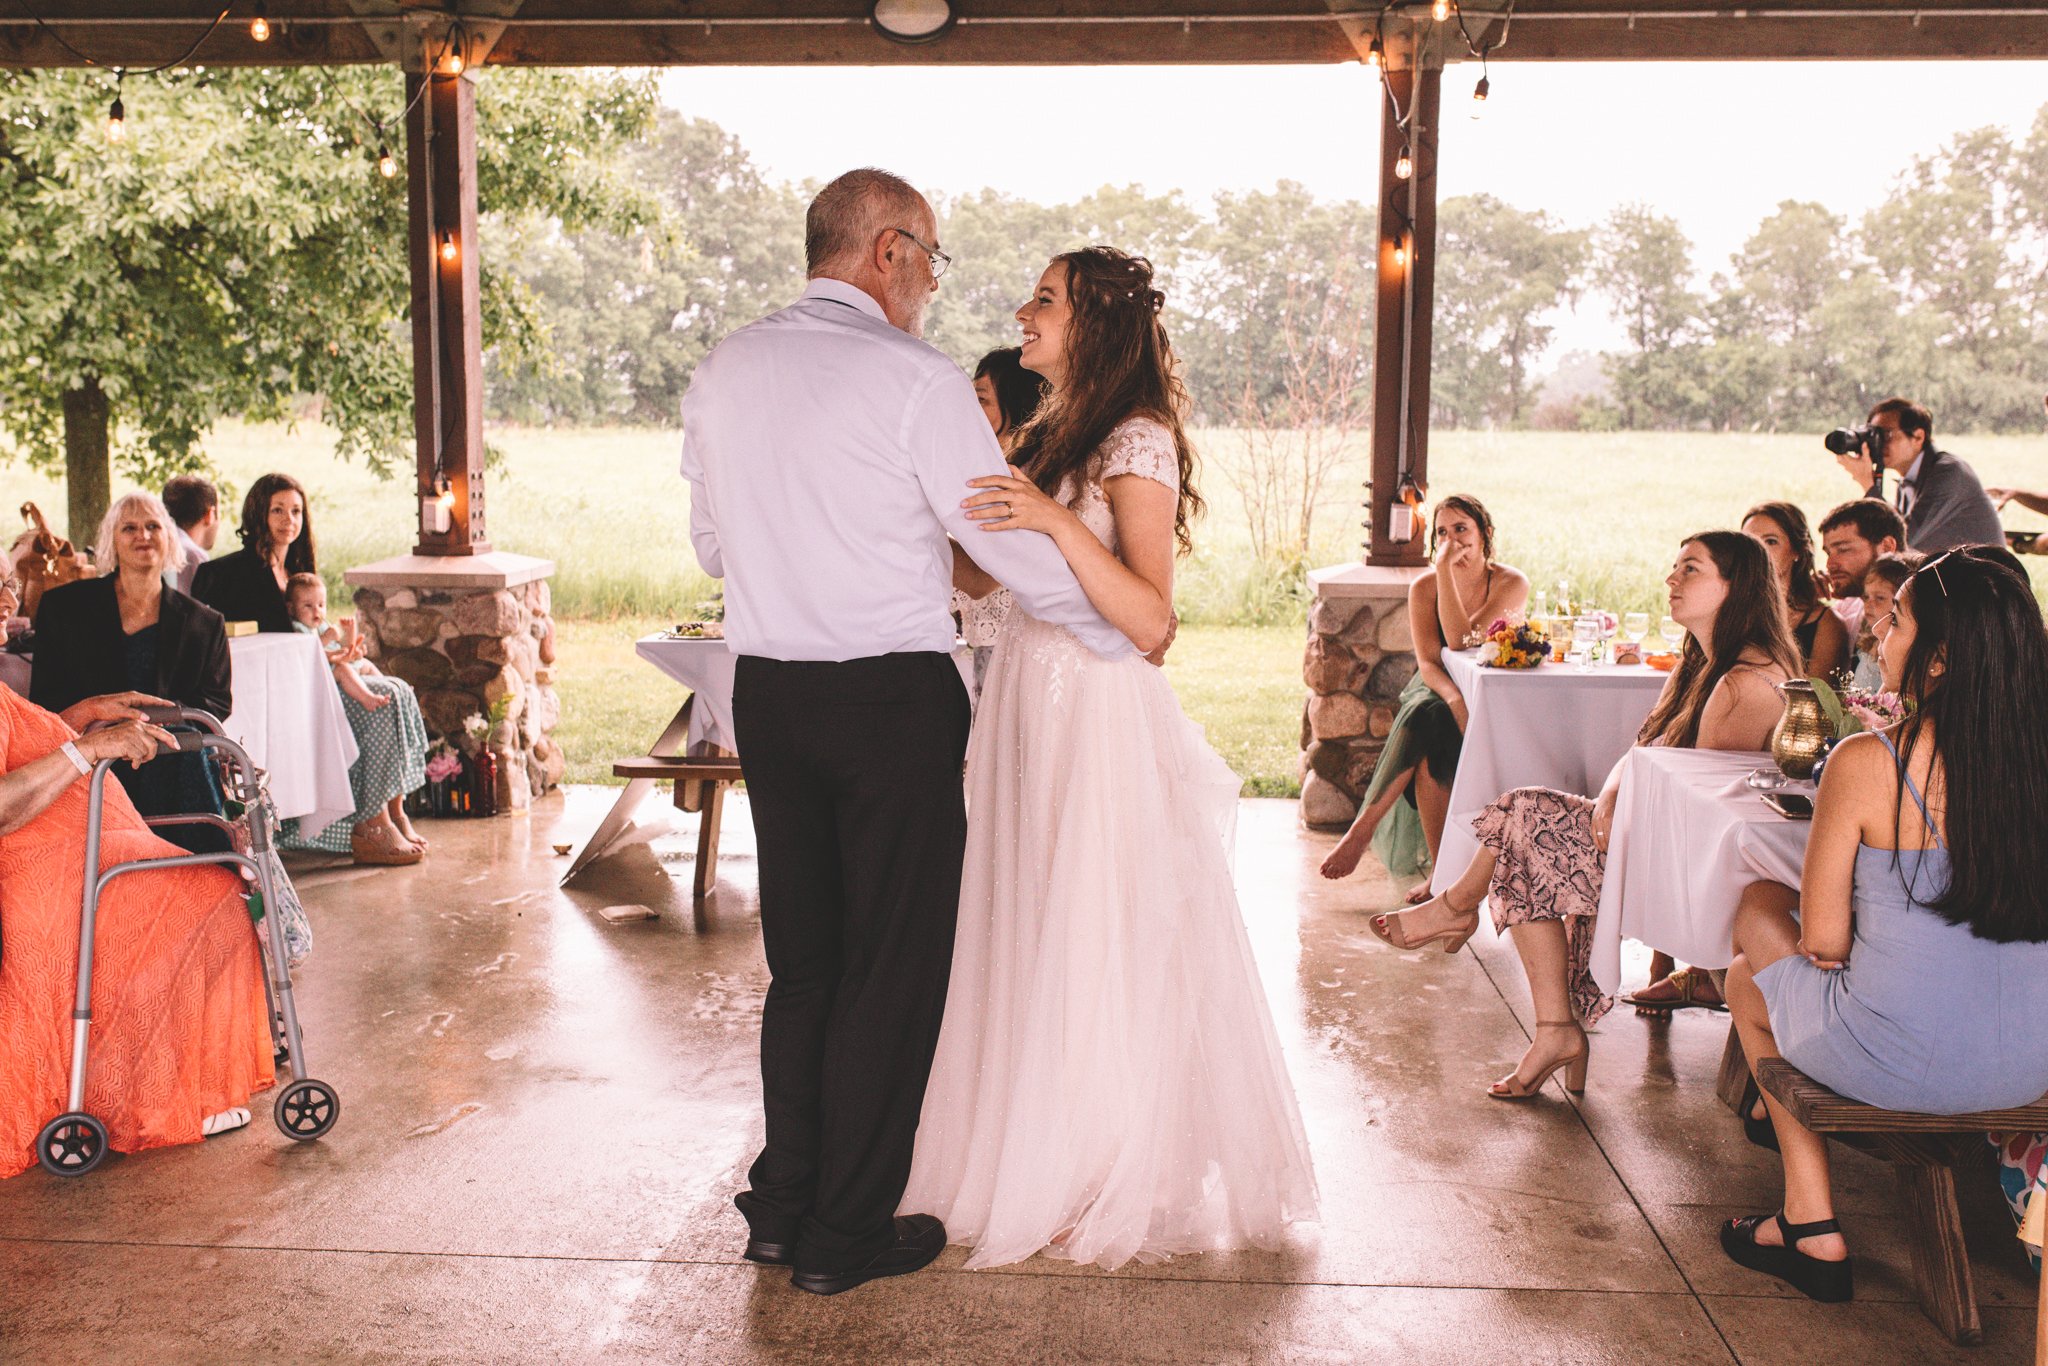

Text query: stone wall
(1300, 565), (1426, 830)
(343, 554), (564, 811)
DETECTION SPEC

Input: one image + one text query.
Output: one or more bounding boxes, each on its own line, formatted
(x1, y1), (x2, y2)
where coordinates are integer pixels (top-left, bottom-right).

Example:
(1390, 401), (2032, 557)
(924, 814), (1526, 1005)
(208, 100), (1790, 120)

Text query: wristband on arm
(60, 741), (91, 775)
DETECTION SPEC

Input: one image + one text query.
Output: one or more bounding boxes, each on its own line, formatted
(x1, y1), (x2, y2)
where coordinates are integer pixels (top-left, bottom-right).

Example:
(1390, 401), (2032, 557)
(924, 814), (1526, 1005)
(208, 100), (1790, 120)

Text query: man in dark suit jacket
(1836, 396), (2005, 552)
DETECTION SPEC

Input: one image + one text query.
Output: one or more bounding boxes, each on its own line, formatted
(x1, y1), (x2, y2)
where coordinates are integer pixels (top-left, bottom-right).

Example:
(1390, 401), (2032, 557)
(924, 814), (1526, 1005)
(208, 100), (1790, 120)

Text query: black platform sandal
(1742, 1107), (1780, 1153)
(1719, 1212), (1853, 1302)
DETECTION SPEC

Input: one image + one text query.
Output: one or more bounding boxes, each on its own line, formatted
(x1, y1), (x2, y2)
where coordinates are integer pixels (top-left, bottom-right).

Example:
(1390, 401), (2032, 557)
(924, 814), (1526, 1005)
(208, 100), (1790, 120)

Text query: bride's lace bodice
(1055, 416), (1181, 557)
(956, 417), (1180, 651)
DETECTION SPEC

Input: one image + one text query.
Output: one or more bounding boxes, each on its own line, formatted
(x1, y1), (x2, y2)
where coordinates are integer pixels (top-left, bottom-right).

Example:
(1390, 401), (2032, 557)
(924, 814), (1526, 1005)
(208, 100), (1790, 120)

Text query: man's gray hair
(806, 168), (925, 276)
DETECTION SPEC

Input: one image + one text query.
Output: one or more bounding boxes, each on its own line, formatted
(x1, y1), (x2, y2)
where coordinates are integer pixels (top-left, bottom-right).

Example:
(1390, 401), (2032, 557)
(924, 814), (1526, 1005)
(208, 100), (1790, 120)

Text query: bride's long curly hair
(1008, 247), (1204, 554)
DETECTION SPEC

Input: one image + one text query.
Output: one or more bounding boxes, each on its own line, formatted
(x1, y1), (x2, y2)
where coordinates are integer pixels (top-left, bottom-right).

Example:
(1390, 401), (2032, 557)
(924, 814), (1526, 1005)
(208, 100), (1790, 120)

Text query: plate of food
(2009, 530), (2040, 553)
(1644, 651), (1679, 671)
(664, 621), (725, 640)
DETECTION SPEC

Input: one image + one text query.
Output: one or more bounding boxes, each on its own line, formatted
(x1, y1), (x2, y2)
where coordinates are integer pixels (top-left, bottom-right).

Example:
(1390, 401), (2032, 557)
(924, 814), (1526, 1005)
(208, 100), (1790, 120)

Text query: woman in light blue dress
(1721, 547), (2048, 1304)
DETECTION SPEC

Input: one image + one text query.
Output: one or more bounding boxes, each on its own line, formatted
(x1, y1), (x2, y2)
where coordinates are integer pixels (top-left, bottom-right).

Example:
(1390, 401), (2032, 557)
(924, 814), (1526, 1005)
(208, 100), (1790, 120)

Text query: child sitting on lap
(286, 573), (389, 712)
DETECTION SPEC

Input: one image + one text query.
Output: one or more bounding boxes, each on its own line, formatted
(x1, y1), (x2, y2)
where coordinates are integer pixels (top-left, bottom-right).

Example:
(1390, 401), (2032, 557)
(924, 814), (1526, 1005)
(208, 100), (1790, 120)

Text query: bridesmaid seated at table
(30, 492), (232, 854)
(1719, 547), (2048, 1303)
(1320, 495), (1527, 902)
(191, 472), (313, 635)
(280, 574), (431, 867)
(1367, 531), (1798, 1098)
(1742, 501), (1850, 679)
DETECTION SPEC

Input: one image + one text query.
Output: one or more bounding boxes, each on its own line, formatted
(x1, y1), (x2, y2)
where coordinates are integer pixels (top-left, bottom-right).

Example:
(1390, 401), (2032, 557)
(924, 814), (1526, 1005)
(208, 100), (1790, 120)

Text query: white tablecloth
(636, 636), (739, 750)
(225, 633), (358, 838)
(1431, 650), (1672, 892)
(1589, 746), (1812, 994)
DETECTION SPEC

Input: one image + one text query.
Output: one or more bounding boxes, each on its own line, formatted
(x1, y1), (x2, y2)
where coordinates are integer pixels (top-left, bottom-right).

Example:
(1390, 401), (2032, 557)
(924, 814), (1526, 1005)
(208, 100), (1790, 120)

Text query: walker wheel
(274, 1079), (340, 1141)
(36, 1113), (110, 1177)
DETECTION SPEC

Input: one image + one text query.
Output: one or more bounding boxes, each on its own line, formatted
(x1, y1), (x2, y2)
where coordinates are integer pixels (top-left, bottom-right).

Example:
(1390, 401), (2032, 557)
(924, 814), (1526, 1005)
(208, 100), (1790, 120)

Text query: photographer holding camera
(1829, 396), (2004, 553)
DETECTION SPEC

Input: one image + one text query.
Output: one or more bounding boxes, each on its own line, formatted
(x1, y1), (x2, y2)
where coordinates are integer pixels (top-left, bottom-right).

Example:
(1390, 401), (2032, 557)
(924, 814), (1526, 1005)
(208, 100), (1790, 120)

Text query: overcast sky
(660, 61), (2046, 357)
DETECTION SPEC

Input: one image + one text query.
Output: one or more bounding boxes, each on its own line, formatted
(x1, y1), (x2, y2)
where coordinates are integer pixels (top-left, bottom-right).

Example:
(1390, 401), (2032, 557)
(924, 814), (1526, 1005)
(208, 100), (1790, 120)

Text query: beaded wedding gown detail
(902, 417), (1318, 1270)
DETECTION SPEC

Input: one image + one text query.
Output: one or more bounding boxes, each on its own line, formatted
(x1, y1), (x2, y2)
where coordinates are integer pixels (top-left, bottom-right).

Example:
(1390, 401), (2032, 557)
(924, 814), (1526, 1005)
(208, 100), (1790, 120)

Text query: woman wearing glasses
(1720, 547), (2048, 1303)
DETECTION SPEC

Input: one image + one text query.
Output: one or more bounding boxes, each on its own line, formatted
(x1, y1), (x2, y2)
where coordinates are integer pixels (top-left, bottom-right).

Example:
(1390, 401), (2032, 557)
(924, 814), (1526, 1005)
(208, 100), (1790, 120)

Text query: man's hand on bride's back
(1144, 610), (1179, 668)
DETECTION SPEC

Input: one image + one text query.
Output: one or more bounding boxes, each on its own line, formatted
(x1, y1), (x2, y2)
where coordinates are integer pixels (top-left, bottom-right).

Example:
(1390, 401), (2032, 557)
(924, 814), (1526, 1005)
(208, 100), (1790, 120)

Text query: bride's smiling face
(1015, 262), (1071, 387)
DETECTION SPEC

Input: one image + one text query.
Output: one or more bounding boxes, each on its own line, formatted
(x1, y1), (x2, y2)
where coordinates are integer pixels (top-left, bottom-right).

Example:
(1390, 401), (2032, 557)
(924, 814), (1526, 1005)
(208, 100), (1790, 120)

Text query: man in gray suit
(1835, 396), (2005, 553)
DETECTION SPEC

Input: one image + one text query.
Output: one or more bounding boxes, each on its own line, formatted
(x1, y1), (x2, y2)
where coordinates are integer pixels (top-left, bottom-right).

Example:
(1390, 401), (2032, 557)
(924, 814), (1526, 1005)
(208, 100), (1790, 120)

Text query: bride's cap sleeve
(1100, 418), (1181, 491)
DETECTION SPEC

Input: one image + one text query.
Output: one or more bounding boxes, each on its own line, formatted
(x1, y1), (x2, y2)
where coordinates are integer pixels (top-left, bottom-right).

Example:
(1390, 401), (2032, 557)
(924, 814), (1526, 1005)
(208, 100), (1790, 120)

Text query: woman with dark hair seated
(1321, 495), (1528, 901)
(191, 472), (314, 634)
(31, 493), (232, 854)
(1742, 501), (1850, 678)
(0, 686), (275, 1173)
(956, 348), (1052, 691)
(1720, 547), (2048, 1303)
(1368, 532), (1798, 1096)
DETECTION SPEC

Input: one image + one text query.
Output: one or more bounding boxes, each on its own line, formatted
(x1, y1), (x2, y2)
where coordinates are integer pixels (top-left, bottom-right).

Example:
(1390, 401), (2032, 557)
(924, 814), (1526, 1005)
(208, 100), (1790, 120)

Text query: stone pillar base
(343, 552), (565, 809)
(1300, 562), (1428, 830)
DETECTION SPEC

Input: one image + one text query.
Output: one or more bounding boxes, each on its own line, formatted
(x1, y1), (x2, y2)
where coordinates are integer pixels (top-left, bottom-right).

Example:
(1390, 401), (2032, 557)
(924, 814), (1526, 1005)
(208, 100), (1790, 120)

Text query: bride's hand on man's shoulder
(963, 467), (1069, 538)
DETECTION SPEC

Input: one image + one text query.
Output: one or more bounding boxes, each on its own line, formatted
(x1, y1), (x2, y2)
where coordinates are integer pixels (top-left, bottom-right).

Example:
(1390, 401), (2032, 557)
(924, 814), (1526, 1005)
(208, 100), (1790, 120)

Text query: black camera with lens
(1824, 424), (1882, 459)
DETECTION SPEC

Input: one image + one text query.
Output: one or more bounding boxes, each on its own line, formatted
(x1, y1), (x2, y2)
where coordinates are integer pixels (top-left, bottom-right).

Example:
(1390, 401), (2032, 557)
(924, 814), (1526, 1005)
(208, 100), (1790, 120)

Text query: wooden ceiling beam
(7, 5), (2048, 68)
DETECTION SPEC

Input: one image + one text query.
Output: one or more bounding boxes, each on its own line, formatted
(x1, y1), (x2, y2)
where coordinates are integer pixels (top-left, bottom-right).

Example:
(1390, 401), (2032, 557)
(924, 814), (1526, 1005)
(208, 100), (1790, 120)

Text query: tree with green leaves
(0, 67), (660, 541)
(1594, 204), (1704, 429)
(1432, 194), (1586, 427)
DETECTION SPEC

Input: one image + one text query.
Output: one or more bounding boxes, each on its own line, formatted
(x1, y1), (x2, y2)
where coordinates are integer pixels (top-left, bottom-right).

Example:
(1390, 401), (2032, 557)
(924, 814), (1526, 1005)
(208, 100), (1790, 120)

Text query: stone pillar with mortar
(344, 552), (564, 811)
(1299, 563), (1428, 830)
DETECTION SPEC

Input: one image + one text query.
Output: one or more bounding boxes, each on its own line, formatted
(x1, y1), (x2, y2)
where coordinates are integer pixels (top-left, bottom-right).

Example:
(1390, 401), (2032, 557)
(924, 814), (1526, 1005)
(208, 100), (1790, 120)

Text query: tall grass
(8, 421), (2041, 619)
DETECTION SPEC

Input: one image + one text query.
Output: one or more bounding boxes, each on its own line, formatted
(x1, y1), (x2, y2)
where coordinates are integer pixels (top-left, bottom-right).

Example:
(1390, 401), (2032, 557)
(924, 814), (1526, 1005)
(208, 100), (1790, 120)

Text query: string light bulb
(439, 232), (458, 264)
(377, 145), (398, 178)
(1394, 145), (1413, 181)
(249, 3), (270, 42)
(105, 93), (126, 143)
(440, 26), (467, 75)
(436, 481), (456, 514)
(1432, 0), (1451, 20)
(1471, 73), (1490, 118)
(1366, 37), (1383, 71)
(1392, 235), (1409, 270)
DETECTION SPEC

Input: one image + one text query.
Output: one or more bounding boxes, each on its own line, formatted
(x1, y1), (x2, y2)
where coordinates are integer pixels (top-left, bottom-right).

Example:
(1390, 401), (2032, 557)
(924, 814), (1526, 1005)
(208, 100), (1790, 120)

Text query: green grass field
(8, 422), (2044, 794)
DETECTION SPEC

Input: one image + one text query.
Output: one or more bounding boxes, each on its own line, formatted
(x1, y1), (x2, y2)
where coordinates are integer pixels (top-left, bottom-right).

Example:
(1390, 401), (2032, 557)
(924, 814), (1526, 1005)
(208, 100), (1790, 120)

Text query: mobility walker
(36, 706), (341, 1176)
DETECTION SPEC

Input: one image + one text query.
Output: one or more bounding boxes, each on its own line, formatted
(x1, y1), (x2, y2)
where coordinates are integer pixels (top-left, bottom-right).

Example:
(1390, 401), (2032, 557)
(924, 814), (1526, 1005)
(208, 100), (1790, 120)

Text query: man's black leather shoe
(790, 1214), (946, 1296)
(743, 1238), (795, 1266)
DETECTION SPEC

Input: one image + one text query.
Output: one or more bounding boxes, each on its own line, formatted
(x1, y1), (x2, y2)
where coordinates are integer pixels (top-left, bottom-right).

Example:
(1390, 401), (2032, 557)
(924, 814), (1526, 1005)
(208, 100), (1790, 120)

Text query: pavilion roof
(8, 1), (2048, 70)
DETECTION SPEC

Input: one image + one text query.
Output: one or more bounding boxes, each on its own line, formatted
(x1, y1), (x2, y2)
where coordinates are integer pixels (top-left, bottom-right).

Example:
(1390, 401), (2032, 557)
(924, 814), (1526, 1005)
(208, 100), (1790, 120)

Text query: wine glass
(1624, 612), (1650, 649)
(1572, 616), (1599, 671)
(1658, 616), (1686, 651)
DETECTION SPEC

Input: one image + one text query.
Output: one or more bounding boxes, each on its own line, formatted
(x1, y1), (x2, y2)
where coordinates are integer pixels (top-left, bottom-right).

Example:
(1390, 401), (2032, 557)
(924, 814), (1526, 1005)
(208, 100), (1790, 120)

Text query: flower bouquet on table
(1475, 617), (1552, 669)
(1806, 678), (1907, 785)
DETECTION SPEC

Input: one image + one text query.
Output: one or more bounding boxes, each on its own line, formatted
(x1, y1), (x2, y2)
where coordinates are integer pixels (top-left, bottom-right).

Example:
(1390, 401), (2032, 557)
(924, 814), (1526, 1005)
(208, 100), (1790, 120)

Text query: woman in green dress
(1320, 495), (1527, 902)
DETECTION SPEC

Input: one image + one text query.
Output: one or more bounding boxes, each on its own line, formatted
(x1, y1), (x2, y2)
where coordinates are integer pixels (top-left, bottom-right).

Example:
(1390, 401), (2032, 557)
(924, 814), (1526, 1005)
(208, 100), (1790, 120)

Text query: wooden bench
(611, 754), (743, 908)
(1746, 1054), (2048, 1346)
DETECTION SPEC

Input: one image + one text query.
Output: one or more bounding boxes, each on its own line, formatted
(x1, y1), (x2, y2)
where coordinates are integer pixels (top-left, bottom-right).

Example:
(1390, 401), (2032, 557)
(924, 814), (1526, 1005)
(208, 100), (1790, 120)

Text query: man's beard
(887, 274), (931, 339)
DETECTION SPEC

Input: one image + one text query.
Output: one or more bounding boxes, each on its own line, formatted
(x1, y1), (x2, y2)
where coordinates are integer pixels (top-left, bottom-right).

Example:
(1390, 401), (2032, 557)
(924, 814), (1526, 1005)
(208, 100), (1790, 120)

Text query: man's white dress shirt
(679, 278), (1134, 663)
(173, 524), (209, 597)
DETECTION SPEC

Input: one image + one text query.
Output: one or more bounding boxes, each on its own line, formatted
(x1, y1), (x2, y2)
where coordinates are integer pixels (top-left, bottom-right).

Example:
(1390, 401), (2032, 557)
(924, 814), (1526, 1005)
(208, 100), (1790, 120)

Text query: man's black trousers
(731, 650), (971, 1271)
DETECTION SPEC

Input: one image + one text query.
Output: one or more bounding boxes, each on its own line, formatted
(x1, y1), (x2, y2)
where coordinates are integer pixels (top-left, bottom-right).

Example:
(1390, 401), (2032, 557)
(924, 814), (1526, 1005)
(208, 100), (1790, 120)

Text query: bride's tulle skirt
(901, 615), (1319, 1270)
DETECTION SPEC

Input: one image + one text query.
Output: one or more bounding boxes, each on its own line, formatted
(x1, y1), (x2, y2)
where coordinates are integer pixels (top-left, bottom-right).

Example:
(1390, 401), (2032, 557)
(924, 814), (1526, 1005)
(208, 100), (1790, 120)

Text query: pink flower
(425, 751), (463, 783)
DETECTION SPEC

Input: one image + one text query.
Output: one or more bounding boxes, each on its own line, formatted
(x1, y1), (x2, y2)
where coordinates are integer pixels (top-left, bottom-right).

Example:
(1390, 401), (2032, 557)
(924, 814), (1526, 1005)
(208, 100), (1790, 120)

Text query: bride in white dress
(902, 247), (1317, 1270)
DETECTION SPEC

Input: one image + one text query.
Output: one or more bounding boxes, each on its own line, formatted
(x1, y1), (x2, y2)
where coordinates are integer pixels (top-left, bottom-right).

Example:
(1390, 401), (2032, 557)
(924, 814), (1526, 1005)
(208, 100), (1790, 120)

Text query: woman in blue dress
(1721, 546), (2048, 1303)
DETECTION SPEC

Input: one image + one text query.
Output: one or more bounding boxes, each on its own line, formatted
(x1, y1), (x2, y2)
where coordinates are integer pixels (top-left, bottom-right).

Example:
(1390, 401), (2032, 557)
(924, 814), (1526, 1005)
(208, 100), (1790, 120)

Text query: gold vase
(1770, 679), (1832, 779)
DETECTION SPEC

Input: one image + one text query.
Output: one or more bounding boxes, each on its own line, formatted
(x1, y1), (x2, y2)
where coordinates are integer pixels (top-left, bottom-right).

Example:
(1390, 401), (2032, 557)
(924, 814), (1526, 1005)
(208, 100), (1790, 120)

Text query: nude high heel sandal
(1367, 892), (1481, 954)
(1487, 1021), (1589, 1100)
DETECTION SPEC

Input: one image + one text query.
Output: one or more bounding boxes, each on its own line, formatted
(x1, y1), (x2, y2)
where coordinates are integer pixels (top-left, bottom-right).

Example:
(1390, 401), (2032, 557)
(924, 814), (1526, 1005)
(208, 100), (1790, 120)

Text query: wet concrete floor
(0, 788), (2037, 1363)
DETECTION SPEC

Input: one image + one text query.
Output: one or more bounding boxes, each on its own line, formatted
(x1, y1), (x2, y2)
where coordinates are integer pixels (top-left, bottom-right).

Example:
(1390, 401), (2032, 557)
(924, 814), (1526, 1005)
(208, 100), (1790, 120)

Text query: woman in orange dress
(0, 683), (274, 1178)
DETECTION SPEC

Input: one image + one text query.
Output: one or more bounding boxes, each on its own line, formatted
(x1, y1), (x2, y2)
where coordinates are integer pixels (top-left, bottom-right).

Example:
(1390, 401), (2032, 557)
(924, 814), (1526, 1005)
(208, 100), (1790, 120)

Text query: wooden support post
(405, 71), (490, 556)
(1365, 61), (1439, 568)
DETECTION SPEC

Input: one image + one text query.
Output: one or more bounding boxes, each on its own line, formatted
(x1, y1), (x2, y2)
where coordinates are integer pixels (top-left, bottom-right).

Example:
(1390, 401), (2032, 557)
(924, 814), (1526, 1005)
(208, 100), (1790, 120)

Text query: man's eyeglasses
(889, 227), (951, 282)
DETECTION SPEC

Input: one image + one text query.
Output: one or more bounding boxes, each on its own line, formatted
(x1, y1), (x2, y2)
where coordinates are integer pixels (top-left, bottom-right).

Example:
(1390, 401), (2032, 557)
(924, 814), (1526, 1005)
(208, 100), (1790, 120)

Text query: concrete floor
(0, 788), (2037, 1364)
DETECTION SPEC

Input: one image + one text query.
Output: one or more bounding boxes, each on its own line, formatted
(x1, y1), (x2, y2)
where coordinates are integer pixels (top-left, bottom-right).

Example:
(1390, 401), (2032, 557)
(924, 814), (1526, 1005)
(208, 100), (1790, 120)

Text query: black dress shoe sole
(790, 1240), (944, 1296)
(744, 1240), (795, 1266)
